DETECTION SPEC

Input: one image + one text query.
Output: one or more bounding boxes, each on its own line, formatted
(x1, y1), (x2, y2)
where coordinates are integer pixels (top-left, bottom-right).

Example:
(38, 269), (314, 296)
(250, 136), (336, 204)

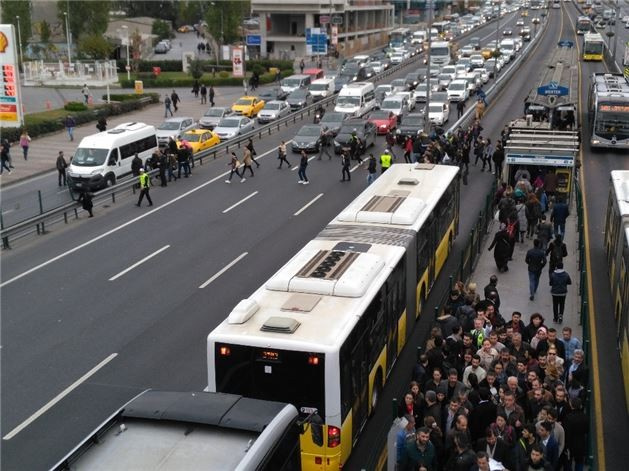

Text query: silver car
(199, 107), (232, 129)
(155, 117), (196, 146)
(257, 100), (291, 123)
(213, 116), (254, 140)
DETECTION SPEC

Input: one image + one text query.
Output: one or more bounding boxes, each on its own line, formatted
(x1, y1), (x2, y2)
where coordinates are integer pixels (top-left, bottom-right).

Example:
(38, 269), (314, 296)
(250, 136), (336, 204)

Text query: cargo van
(66, 122), (158, 191)
(429, 41), (452, 67)
(280, 74), (311, 93)
(309, 77), (336, 100)
(334, 82), (376, 117)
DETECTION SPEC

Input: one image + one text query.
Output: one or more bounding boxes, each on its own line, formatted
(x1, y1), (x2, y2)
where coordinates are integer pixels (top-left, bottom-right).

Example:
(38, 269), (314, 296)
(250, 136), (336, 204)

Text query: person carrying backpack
(546, 234), (567, 279)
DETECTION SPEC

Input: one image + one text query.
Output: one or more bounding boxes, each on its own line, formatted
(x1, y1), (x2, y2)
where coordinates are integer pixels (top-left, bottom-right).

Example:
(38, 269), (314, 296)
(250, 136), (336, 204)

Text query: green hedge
(0, 94), (160, 142)
(101, 93), (160, 102)
(116, 59), (295, 74)
(119, 69), (293, 88)
(64, 101), (88, 112)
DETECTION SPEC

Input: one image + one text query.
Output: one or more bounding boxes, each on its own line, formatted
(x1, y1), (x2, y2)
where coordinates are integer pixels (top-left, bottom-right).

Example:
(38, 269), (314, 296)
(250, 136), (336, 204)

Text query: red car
(368, 110), (397, 135)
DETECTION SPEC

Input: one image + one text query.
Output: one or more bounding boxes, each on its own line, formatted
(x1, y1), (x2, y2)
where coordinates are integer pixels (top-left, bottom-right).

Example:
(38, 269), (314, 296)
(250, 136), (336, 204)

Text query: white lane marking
(222, 191), (258, 214)
(0, 145), (282, 288)
(199, 252), (248, 288)
(2, 353), (118, 440)
(291, 154), (318, 171)
(1, 208), (15, 215)
(350, 163), (362, 173)
(108, 245), (170, 281)
(294, 193), (324, 216)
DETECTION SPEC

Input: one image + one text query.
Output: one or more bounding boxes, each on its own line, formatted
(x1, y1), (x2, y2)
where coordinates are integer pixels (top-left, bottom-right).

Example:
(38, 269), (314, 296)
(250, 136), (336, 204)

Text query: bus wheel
(370, 371), (382, 416)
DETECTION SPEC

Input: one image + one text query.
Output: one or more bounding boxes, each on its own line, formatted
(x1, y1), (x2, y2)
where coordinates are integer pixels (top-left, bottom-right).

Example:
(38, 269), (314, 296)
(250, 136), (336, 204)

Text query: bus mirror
(310, 414), (324, 447)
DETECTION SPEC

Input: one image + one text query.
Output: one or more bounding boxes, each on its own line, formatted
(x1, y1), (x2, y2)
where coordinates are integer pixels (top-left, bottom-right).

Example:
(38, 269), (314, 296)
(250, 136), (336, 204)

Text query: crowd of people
(395, 274), (589, 471)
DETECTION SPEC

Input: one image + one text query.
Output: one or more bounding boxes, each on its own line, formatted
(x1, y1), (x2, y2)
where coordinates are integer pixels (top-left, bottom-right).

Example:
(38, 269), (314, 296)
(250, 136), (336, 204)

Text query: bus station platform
(471, 199), (582, 344)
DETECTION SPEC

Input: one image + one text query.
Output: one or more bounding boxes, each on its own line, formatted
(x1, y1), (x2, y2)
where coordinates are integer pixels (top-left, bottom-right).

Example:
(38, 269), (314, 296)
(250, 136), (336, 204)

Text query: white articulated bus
(208, 164), (460, 471)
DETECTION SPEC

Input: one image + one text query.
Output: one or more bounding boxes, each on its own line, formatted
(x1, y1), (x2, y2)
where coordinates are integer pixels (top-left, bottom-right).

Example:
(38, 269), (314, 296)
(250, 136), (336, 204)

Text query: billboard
(0, 24), (24, 128)
(232, 46), (244, 78)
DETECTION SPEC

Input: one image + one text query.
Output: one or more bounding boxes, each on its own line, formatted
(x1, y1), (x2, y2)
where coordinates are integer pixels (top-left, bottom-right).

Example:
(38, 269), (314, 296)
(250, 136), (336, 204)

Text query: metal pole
(122, 26), (130, 81)
(494, 2), (500, 78)
(423, 0), (433, 134)
(611, 0), (619, 63)
(64, 12), (71, 66)
(15, 16), (23, 73)
(38, 190), (43, 215)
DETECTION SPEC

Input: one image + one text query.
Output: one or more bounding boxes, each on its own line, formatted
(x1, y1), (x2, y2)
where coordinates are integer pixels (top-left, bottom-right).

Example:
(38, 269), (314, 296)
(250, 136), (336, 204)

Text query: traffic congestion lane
(1, 9), (522, 227)
(565, 2), (629, 468)
(1, 10), (528, 466)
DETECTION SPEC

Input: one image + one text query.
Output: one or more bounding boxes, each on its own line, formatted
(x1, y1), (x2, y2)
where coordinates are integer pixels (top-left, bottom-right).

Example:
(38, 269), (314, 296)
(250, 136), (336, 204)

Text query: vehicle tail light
(328, 426), (341, 448)
(315, 457), (322, 464)
(219, 346), (231, 356)
(308, 354), (320, 365)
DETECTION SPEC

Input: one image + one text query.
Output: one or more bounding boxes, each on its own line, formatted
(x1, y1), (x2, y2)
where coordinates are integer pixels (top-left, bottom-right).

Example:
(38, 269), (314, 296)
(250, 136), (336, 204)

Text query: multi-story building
(250, 0), (395, 59)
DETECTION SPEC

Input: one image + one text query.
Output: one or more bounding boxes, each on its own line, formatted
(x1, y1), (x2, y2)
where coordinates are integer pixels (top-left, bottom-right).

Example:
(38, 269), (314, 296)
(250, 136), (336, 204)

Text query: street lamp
(63, 12), (72, 65)
(494, 2), (501, 79)
(122, 25), (130, 81)
(210, 2), (224, 64)
(423, 0), (434, 134)
(15, 16), (23, 72)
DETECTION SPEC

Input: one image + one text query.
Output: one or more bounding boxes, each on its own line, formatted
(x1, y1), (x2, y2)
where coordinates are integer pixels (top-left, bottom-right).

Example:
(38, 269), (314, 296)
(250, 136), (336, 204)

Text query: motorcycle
(313, 107), (325, 124)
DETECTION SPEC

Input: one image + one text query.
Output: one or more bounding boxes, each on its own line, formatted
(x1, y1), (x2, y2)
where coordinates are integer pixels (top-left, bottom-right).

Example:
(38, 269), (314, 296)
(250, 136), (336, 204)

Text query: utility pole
(494, 1), (501, 78)
(423, 0), (434, 134)
(611, 0), (619, 64)
(15, 16), (23, 73)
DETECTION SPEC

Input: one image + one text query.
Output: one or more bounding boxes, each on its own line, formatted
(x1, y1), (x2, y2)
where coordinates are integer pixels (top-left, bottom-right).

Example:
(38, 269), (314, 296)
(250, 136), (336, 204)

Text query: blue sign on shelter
(538, 80), (569, 96)
(246, 35), (261, 46)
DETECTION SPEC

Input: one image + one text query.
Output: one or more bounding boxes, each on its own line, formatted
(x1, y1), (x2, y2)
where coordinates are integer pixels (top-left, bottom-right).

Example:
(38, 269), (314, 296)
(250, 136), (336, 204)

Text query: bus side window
(107, 148), (119, 166)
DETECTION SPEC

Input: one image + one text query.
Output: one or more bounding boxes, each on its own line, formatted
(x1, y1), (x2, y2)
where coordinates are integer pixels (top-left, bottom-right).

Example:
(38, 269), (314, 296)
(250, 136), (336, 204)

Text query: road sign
(246, 35), (261, 46)
(306, 28), (328, 55)
(320, 15), (330, 24)
(331, 26), (338, 46)
(331, 15), (343, 25)
(537, 81), (569, 96)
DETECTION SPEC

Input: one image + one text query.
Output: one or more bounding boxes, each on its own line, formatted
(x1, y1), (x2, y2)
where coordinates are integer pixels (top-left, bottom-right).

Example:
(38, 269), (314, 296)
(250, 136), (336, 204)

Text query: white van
(309, 77), (336, 100)
(430, 41), (452, 67)
(67, 122), (158, 191)
(280, 74), (311, 93)
(500, 39), (516, 61)
(334, 82), (376, 117)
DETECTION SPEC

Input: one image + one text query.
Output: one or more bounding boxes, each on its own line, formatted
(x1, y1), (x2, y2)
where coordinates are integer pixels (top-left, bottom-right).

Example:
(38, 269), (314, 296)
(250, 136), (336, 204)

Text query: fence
(574, 177), (597, 470)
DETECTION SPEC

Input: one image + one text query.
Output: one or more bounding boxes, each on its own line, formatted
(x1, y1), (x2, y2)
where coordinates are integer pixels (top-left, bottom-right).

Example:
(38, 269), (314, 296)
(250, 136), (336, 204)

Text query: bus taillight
(327, 425), (340, 448)
(308, 354), (320, 365)
(219, 346), (231, 356)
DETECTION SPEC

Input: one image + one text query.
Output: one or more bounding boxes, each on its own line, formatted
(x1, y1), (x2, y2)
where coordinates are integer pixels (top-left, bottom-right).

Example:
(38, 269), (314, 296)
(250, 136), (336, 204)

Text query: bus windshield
(72, 148), (109, 167)
(595, 103), (629, 139)
(584, 41), (603, 55)
(214, 344), (326, 418)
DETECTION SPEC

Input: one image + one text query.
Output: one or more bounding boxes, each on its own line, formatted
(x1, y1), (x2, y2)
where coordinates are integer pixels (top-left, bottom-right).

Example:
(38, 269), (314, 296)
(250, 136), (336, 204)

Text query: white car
(440, 65), (457, 80)
(447, 79), (470, 102)
(459, 45), (475, 58)
(475, 68), (490, 84)
(155, 117), (196, 147)
(428, 102), (449, 125)
(353, 54), (370, 67)
(257, 100), (291, 123)
(369, 61), (385, 74)
(455, 64), (468, 78)
(470, 54), (485, 69)
(396, 91), (417, 110)
(199, 107), (232, 129)
(462, 74), (480, 93)
(438, 73), (452, 90)
(457, 58), (472, 72)
(390, 53), (406, 64)
(380, 95), (409, 120)
(213, 116), (254, 140)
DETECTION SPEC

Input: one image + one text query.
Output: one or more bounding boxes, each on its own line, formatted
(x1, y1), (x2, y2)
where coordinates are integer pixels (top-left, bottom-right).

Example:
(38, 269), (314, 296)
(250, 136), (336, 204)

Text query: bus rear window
(215, 344), (326, 418)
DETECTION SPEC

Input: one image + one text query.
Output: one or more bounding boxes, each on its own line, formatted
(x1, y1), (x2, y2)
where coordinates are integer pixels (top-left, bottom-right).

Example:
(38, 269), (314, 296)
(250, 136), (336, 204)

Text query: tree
(1, 0), (33, 44)
(188, 58), (204, 80)
(39, 20), (51, 44)
(115, 0), (177, 22)
(177, 1), (204, 27)
(152, 19), (173, 42)
(57, 0), (110, 39)
(205, 1), (250, 44)
(78, 34), (113, 59)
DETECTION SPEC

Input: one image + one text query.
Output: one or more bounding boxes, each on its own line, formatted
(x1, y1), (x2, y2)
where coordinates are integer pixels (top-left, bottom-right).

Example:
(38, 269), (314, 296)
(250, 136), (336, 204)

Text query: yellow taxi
(481, 43), (497, 60)
(231, 96), (265, 117)
(521, 10), (528, 17)
(177, 129), (221, 154)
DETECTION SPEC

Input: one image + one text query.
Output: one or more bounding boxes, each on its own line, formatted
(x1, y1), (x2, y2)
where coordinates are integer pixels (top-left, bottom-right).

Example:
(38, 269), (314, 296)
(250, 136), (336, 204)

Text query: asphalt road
(0, 11), (523, 228)
(1, 10), (533, 471)
(565, 2), (629, 469)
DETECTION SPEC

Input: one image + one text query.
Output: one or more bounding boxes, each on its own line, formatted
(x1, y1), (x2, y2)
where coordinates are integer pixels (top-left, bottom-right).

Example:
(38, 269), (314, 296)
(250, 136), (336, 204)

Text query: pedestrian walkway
(0, 84), (264, 188)
(473, 199), (582, 342)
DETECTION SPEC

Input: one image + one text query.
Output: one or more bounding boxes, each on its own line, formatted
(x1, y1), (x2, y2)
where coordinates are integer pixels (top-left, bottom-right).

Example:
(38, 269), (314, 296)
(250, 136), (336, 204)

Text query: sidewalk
(0, 84), (261, 188)
(470, 200), (582, 341)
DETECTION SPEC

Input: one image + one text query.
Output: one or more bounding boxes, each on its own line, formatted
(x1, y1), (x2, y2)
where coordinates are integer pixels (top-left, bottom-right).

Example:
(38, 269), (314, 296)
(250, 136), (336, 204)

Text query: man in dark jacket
(449, 432), (476, 471)
(563, 398), (588, 471)
(550, 197), (569, 237)
(549, 262), (571, 323)
(483, 275), (500, 308)
(170, 89), (180, 112)
(525, 239), (547, 301)
(492, 142), (505, 179)
(469, 388), (497, 442)
(401, 427), (437, 471)
(474, 428), (510, 468)
(131, 152), (142, 188)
